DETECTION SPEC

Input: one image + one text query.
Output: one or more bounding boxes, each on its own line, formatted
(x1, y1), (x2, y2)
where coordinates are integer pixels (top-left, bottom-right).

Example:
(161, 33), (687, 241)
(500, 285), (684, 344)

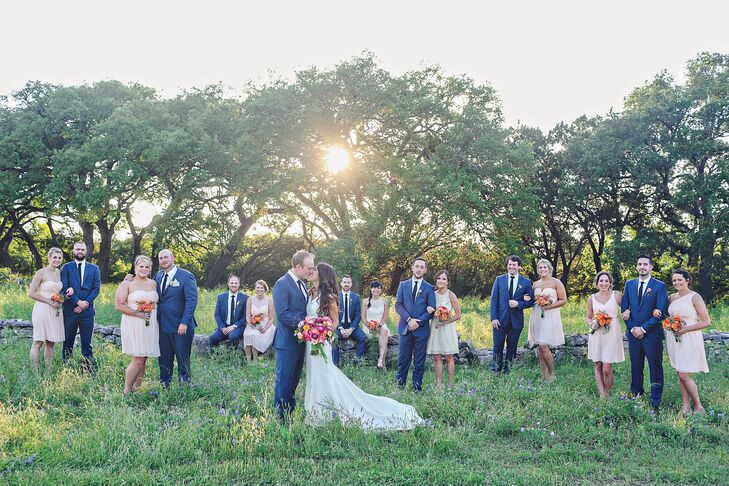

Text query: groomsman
(61, 241), (101, 371)
(395, 258), (436, 391)
(332, 274), (366, 366)
(489, 255), (534, 373)
(209, 275), (248, 350)
(155, 249), (198, 388)
(621, 255), (668, 410)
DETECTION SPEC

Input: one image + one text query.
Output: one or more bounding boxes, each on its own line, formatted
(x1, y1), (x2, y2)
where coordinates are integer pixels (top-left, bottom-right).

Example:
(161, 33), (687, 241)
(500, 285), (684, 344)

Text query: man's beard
(74, 254), (85, 261)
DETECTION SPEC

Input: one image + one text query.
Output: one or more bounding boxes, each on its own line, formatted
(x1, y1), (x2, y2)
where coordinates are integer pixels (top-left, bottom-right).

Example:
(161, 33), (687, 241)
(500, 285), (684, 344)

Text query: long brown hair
(315, 262), (339, 317)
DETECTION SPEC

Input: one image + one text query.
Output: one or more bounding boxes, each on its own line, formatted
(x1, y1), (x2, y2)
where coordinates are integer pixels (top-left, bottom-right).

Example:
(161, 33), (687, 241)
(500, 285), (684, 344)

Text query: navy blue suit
(489, 274), (534, 372)
(209, 292), (248, 348)
(155, 267), (198, 386)
(395, 279), (436, 391)
(621, 277), (668, 407)
(60, 260), (101, 366)
(332, 291), (366, 366)
(272, 272), (308, 419)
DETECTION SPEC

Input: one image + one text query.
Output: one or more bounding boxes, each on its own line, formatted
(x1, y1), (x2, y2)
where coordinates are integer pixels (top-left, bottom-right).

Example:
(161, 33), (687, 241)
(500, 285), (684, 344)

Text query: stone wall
(2, 319), (728, 367)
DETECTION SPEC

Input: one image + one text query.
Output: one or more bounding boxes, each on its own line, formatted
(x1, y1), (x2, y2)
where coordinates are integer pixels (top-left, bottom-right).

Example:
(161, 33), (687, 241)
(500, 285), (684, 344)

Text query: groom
(156, 249), (198, 388)
(621, 255), (668, 409)
(395, 257), (436, 391)
(273, 250), (315, 420)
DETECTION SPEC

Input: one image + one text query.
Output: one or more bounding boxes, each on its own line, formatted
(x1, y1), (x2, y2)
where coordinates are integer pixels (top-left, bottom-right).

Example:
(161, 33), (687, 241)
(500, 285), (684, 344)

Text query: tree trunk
(81, 222), (95, 259)
(46, 218), (72, 261)
(204, 199), (257, 289)
(0, 238), (17, 272)
(96, 219), (119, 283)
(16, 224), (43, 271)
(388, 264), (406, 295)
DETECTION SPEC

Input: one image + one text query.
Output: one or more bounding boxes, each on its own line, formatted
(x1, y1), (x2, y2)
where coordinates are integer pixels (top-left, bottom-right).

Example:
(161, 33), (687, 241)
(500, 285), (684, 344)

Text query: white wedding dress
(304, 297), (423, 430)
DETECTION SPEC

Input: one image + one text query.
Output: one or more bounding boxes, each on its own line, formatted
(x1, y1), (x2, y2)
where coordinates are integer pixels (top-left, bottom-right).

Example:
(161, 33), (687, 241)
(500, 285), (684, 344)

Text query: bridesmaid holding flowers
(585, 271), (625, 398)
(528, 259), (566, 383)
(361, 281), (390, 370)
(426, 270), (462, 387)
(115, 255), (160, 396)
(28, 247), (70, 373)
(665, 269), (710, 415)
(243, 280), (276, 360)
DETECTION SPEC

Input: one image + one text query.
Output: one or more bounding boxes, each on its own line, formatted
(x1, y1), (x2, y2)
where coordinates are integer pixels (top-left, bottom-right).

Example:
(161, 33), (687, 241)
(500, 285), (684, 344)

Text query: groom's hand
(491, 319), (500, 330)
(407, 319), (419, 331)
(508, 299), (518, 308)
(178, 323), (188, 335)
(222, 325), (235, 335)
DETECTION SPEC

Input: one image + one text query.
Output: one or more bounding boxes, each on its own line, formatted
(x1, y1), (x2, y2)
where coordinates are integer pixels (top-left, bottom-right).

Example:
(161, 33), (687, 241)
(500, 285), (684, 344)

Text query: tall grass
(3, 283), (727, 348)
(0, 334), (727, 483)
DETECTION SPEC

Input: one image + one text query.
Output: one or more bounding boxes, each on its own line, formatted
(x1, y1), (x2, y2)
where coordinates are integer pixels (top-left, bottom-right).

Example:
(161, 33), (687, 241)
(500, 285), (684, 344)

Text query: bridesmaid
(115, 255), (160, 396)
(243, 280), (275, 360)
(666, 268), (710, 415)
(585, 271), (625, 398)
(28, 247), (70, 373)
(528, 258), (566, 383)
(426, 270), (462, 387)
(362, 281), (390, 370)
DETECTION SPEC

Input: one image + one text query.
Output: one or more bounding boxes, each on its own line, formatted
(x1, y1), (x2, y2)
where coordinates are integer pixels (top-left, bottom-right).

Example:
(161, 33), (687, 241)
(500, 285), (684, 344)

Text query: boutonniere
(169, 279), (180, 287)
(518, 284), (523, 290)
(235, 300), (241, 307)
(646, 287), (652, 294)
(417, 289), (423, 297)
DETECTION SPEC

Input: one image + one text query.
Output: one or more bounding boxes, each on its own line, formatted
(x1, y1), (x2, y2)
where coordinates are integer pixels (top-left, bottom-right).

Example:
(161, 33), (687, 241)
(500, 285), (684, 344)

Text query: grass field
(0, 335), (727, 484)
(2, 282), (728, 349)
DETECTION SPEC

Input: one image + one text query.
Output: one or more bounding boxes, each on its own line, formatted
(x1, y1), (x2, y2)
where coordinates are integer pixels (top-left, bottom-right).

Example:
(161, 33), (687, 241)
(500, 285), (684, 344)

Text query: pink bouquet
(295, 316), (335, 363)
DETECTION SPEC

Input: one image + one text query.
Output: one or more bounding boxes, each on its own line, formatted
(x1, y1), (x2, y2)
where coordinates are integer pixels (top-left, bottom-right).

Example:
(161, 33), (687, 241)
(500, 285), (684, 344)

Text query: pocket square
(169, 280), (180, 287)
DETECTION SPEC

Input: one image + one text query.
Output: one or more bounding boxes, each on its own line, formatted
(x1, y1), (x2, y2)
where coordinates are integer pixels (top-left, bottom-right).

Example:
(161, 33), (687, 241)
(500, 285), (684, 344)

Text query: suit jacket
(395, 279), (436, 336)
(61, 261), (101, 317)
(272, 273), (308, 350)
(155, 267), (198, 334)
(489, 274), (534, 330)
(621, 277), (668, 338)
(338, 291), (362, 330)
(214, 292), (248, 330)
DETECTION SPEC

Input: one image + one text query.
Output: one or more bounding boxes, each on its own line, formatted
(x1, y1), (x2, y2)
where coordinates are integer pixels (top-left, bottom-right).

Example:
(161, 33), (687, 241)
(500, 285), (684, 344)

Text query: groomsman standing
(155, 249), (198, 388)
(621, 255), (668, 410)
(209, 275), (248, 350)
(395, 258), (436, 391)
(489, 255), (534, 373)
(61, 241), (101, 371)
(332, 274), (366, 366)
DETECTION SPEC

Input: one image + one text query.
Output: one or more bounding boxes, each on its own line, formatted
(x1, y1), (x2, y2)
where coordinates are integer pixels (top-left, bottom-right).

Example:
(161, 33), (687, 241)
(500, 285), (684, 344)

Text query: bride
(304, 262), (423, 430)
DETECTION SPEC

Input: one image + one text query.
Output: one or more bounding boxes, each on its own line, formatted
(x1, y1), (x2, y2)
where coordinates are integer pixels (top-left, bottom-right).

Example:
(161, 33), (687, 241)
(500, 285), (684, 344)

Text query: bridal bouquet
(591, 311), (612, 334)
(136, 300), (156, 326)
(50, 293), (67, 317)
(662, 315), (685, 342)
(434, 306), (452, 321)
(534, 294), (553, 318)
(295, 316), (335, 363)
(366, 319), (379, 331)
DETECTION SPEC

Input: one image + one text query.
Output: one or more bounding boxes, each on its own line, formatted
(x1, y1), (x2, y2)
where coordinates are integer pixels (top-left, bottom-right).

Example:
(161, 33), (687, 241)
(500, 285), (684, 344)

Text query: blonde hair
(537, 258), (553, 275)
(134, 255), (153, 267)
(255, 279), (269, 292)
(47, 247), (63, 258)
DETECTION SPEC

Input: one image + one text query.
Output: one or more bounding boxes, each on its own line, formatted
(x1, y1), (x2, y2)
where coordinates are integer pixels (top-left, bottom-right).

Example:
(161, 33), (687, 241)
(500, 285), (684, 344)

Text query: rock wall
(2, 319), (728, 367)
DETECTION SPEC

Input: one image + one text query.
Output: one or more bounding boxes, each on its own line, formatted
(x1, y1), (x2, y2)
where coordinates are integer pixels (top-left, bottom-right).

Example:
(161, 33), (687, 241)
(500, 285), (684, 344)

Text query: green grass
(2, 283), (727, 348)
(0, 334), (727, 484)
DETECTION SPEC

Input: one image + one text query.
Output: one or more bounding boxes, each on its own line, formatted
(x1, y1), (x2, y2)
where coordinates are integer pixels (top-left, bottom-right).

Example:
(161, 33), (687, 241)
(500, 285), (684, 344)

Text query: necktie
(161, 273), (168, 294)
(77, 262), (83, 283)
(412, 281), (419, 302)
(344, 294), (349, 325)
(297, 280), (307, 300)
(509, 276), (515, 299)
(229, 295), (236, 325)
(638, 281), (645, 305)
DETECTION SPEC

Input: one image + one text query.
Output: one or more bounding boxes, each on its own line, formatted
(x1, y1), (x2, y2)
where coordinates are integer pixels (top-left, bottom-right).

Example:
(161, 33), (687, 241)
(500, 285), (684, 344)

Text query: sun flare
(323, 147), (350, 174)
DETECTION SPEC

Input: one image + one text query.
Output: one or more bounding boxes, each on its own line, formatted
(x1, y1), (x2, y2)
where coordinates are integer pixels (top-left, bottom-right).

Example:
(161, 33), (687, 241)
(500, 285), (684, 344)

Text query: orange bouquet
(251, 313), (264, 326)
(591, 311), (612, 334)
(662, 315), (685, 342)
(366, 319), (379, 331)
(137, 300), (156, 326)
(534, 294), (553, 318)
(434, 306), (451, 321)
(50, 293), (67, 317)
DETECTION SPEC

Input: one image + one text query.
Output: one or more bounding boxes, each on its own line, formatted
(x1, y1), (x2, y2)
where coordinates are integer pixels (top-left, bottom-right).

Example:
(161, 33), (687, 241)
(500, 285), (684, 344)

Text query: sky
(2, 1), (728, 131)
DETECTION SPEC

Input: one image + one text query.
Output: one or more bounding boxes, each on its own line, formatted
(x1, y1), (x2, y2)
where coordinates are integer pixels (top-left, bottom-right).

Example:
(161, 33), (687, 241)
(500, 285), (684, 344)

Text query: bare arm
(381, 299), (389, 328)
(328, 300), (340, 328)
(585, 295), (597, 330)
(444, 291), (462, 325)
(681, 294), (711, 334)
(115, 282), (140, 318)
(28, 271), (51, 305)
(361, 298), (368, 324)
(545, 279), (568, 310)
(263, 298), (275, 332)
(245, 298), (253, 325)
